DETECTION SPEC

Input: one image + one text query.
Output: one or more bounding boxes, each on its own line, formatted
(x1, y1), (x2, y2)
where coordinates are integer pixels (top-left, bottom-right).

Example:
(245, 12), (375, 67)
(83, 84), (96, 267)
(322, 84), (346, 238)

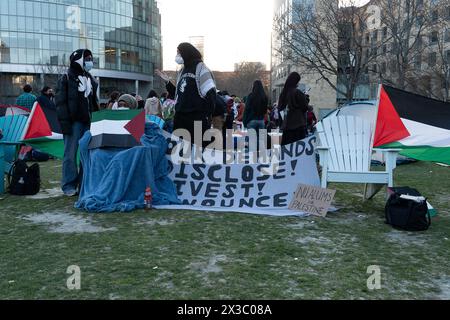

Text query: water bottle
(144, 187), (153, 210)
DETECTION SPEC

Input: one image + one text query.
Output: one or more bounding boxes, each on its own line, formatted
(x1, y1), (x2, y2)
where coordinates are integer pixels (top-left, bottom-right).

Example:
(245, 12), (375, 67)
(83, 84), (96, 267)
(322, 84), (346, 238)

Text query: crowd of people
(4, 44), (319, 197)
(153, 42), (318, 145)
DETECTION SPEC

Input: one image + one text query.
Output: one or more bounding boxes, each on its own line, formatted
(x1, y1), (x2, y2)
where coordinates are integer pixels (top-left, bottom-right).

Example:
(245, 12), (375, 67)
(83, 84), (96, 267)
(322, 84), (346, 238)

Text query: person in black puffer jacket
(155, 43), (216, 147)
(55, 49), (99, 196)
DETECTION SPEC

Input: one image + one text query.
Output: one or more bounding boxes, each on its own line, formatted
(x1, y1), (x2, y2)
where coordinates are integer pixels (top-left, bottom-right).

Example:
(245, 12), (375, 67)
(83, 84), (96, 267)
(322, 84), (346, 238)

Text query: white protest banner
(289, 184), (336, 217)
(164, 136), (321, 215)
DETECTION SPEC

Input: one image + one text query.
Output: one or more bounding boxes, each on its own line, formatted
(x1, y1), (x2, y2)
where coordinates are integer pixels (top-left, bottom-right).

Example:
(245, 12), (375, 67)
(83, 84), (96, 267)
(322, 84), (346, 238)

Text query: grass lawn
(0, 159), (449, 300)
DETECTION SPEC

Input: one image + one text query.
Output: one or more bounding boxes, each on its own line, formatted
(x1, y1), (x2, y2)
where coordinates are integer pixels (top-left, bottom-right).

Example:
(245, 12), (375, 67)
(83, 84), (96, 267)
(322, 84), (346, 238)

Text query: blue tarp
(75, 123), (180, 212)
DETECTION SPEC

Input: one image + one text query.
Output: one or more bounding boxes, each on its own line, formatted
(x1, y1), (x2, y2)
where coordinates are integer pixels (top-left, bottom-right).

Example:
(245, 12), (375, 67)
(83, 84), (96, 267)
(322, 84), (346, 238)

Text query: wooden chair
(316, 115), (400, 199)
(0, 115), (28, 193)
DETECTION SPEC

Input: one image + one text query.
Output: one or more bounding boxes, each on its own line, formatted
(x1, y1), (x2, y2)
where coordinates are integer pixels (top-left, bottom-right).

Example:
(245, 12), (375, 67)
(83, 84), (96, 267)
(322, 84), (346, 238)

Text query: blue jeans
(247, 120), (266, 152)
(247, 120), (265, 131)
(62, 121), (89, 194)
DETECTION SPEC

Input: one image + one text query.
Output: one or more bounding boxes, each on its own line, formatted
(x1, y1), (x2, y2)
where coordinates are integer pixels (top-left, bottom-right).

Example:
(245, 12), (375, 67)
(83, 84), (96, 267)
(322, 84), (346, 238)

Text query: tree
(32, 61), (69, 92)
(273, 0), (389, 102)
(419, 0), (450, 101)
(215, 62), (268, 98)
(377, 0), (432, 90)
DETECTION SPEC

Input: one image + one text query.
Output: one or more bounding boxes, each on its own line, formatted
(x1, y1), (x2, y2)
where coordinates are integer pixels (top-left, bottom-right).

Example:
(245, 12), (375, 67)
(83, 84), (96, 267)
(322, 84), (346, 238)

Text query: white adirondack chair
(315, 115), (400, 199)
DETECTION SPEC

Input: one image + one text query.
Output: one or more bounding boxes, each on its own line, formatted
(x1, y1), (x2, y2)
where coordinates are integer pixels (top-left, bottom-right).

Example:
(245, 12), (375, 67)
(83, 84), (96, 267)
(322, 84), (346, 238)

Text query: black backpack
(385, 187), (431, 231)
(7, 160), (41, 195)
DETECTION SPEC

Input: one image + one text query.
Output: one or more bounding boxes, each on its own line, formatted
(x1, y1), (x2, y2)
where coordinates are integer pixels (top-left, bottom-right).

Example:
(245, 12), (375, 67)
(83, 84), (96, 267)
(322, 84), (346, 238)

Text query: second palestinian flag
(21, 101), (64, 159)
(374, 85), (450, 165)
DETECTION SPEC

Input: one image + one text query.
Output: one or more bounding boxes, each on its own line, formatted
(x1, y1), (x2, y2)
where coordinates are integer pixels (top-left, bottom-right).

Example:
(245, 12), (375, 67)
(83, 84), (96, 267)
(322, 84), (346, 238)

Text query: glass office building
(0, 0), (162, 104)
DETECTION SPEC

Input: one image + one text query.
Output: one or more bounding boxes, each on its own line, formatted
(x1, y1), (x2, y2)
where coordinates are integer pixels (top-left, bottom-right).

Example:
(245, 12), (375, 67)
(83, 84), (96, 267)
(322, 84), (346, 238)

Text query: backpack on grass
(385, 187), (431, 231)
(7, 160), (41, 195)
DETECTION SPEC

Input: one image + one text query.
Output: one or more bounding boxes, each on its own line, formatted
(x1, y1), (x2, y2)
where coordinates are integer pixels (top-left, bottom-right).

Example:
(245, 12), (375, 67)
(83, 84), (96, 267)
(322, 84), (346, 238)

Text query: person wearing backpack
(55, 49), (99, 196)
(155, 42), (216, 145)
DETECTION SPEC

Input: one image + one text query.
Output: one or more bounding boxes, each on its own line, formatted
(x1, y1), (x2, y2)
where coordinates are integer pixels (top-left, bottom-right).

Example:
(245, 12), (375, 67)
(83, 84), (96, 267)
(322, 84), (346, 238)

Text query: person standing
(277, 72), (308, 146)
(37, 86), (56, 111)
(243, 80), (268, 132)
(234, 97), (245, 124)
(243, 80), (268, 152)
(211, 92), (226, 132)
(306, 105), (318, 135)
(55, 49), (99, 196)
(155, 42), (216, 145)
(16, 84), (37, 111)
(107, 91), (120, 110)
(221, 91), (235, 132)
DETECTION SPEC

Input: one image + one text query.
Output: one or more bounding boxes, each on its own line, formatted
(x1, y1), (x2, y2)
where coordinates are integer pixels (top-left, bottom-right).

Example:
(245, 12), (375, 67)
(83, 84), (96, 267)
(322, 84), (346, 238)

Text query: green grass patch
(0, 160), (449, 299)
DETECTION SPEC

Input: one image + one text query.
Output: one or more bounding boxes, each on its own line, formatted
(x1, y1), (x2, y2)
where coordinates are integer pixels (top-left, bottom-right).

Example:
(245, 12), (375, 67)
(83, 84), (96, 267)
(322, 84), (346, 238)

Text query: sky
(157, 0), (371, 72)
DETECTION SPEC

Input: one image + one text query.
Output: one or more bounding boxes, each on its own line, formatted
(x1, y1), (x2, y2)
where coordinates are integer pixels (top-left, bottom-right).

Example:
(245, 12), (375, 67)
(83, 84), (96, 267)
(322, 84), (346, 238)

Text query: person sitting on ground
(117, 94), (137, 110)
(16, 84), (37, 111)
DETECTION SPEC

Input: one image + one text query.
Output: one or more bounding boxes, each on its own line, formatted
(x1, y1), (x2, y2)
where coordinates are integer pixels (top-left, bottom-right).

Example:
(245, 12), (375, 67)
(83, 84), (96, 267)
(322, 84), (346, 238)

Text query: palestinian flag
(21, 101), (64, 159)
(22, 105), (145, 158)
(374, 85), (450, 165)
(89, 109), (145, 149)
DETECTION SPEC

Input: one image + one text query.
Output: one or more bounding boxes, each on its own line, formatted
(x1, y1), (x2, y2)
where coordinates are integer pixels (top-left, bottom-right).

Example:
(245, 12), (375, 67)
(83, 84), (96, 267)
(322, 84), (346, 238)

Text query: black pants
(281, 126), (307, 146)
(173, 111), (211, 147)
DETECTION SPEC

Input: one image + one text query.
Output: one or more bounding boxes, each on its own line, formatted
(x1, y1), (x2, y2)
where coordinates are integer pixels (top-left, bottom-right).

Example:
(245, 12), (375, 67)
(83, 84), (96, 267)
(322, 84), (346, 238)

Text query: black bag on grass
(385, 188), (431, 231)
(7, 160), (41, 195)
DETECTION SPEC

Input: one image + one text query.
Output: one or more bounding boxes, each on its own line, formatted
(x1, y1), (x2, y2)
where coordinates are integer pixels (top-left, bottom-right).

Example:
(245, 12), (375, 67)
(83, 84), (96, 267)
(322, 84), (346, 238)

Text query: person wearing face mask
(37, 86), (56, 112)
(155, 42), (216, 145)
(55, 49), (99, 197)
(277, 72), (308, 146)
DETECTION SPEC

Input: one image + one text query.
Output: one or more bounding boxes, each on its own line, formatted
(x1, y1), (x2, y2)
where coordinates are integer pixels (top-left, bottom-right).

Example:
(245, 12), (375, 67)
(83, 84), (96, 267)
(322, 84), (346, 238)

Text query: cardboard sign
(289, 184), (336, 217)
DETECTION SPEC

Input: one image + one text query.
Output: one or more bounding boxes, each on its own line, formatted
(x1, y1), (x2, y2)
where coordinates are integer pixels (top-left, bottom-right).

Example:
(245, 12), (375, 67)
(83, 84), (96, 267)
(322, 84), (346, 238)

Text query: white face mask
(84, 61), (94, 72)
(175, 54), (184, 65)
